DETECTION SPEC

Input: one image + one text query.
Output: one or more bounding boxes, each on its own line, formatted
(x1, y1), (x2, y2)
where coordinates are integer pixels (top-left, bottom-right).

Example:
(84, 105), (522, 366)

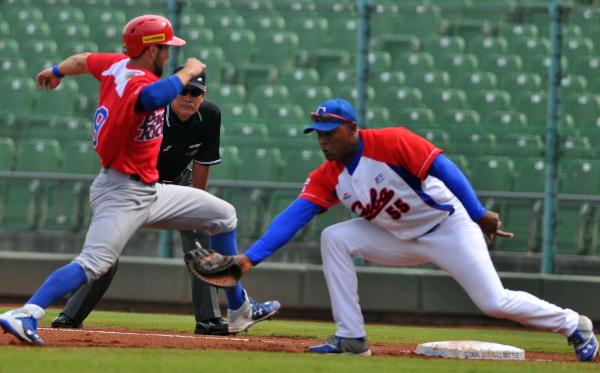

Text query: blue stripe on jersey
(388, 164), (455, 214)
(345, 137), (364, 175)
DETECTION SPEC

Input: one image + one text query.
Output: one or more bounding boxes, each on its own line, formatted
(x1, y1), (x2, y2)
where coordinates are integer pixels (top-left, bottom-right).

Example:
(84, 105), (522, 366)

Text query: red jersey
(299, 127), (457, 240)
(87, 53), (164, 183)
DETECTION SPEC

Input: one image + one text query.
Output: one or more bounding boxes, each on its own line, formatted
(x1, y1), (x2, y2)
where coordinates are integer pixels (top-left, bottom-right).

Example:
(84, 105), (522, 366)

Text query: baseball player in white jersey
(0, 15), (279, 345)
(229, 98), (597, 361)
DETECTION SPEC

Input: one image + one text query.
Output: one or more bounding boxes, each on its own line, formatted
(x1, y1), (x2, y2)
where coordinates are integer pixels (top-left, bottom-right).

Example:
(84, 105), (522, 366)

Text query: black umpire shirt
(157, 99), (221, 183)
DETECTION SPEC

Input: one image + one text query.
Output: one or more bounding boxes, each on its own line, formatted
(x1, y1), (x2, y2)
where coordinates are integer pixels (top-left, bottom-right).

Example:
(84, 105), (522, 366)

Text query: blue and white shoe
(307, 335), (372, 356)
(0, 308), (44, 345)
(228, 290), (280, 334)
(568, 315), (598, 362)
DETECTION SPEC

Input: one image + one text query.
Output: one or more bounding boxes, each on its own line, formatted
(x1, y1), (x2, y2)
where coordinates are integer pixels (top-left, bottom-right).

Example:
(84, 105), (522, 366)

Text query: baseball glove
(184, 246), (242, 289)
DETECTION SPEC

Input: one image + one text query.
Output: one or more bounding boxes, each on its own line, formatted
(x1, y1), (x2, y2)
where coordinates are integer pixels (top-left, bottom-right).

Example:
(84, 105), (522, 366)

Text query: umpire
(51, 67), (230, 335)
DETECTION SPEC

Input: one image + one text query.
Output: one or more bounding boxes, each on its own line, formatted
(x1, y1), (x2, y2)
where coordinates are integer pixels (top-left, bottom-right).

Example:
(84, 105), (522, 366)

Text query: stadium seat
(306, 49), (351, 77)
(204, 13), (246, 31)
(440, 109), (481, 127)
(51, 23), (91, 43)
(496, 134), (544, 158)
(572, 56), (600, 87)
(425, 88), (468, 116)
(0, 77), (37, 115)
(424, 36), (466, 58)
(249, 84), (290, 112)
(60, 141), (99, 174)
(59, 41), (99, 57)
(15, 139), (62, 173)
(438, 53), (479, 76)
(563, 93), (600, 124)
(496, 199), (543, 252)
(327, 16), (359, 53)
(480, 54), (524, 75)
(0, 57), (27, 78)
(367, 51), (393, 72)
(413, 128), (450, 150)
(381, 87), (424, 116)
(6, 7), (44, 28)
(468, 36), (509, 57)
(23, 116), (91, 142)
(237, 63), (278, 90)
(560, 136), (593, 160)
(180, 28), (214, 48)
(563, 37), (595, 61)
(467, 156), (515, 191)
(11, 22), (51, 40)
(470, 90), (511, 113)
(215, 28), (256, 65)
(211, 84), (246, 105)
(279, 148), (324, 183)
(508, 36), (550, 57)
(194, 47), (225, 85)
(41, 181), (87, 231)
(522, 54), (569, 76)
(290, 85), (333, 112)
(263, 104), (305, 126)
(408, 71), (451, 92)
(498, 72), (543, 92)
(375, 34), (420, 58)
(0, 137), (15, 171)
(560, 74), (588, 95)
(279, 68), (320, 87)
(396, 108), (436, 131)
(220, 103), (260, 122)
(455, 71), (498, 91)
(286, 17), (328, 51)
(262, 191), (313, 242)
(210, 146), (241, 180)
(365, 106), (392, 127)
(95, 9), (127, 25)
(514, 91), (548, 127)
(33, 80), (79, 117)
(255, 31), (300, 70)
(394, 52), (435, 75)
(499, 23), (539, 39)
(1, 180), (42, 230)
(237, 146), (285, 181)
(245, 13), (286, 32)
(0, 38), (20, 58)
(483, 111), (528, 130)
(555, 202), (594, 255)
(223, 122), (270, 146)
(445, 132), (497, 157)
(322, 68), (355, 89)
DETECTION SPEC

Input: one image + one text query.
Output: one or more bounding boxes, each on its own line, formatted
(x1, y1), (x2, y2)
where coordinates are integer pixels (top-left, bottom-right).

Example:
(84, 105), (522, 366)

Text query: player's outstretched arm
(36, 53), (91, 90)
(477, 210), (514, 243)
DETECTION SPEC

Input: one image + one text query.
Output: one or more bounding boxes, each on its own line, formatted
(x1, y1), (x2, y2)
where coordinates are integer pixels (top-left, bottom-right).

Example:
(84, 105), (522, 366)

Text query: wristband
(52, 65), (64, 78)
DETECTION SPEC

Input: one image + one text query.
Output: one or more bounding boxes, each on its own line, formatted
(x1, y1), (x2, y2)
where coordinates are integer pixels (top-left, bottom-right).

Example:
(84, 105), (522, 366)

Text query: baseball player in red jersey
(0, 15), (279, 345)
(230, 98), (597, 360)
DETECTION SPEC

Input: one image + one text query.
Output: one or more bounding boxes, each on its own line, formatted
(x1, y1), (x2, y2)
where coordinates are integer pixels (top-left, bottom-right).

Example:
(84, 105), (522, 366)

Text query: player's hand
(181, 58), (206, 79)
(234, 255), (253, 275)
(36, 68), (62, 90)
(476, 210), (514, 244)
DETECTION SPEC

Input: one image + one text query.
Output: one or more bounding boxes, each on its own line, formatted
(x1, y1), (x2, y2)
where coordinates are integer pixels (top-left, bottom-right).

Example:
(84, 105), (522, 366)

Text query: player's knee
(209, 200), (237, 235)
(476, 292), (510, 319)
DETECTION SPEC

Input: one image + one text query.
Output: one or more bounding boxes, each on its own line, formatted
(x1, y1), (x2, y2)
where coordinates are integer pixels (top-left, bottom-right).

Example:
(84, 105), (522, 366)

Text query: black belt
(102, 168), (155, 186)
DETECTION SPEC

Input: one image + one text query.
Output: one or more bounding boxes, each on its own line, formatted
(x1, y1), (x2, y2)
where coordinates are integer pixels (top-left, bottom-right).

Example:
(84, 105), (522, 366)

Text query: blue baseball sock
(27, 262), (88, 309)
(210, 229), (245, 310)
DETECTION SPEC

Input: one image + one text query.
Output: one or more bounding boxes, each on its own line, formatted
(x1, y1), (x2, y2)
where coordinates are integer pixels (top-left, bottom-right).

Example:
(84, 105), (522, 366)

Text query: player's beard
(153, 55), (164, 77)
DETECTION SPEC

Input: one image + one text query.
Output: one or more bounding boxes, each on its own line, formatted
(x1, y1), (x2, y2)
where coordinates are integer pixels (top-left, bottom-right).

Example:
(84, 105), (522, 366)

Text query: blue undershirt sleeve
(136, 75), (184, 112)
(428, 154), (487, 222)
(244, 198), (322, 265)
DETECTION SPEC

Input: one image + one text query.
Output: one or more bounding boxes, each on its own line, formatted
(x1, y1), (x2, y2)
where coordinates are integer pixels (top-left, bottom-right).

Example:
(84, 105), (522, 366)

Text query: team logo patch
(342, 192), (352, 200)
(142, 33), (166, 44)
(374, 173), (385, 184)
(136, 108), (164, 141)
(92, 106), (109, 148)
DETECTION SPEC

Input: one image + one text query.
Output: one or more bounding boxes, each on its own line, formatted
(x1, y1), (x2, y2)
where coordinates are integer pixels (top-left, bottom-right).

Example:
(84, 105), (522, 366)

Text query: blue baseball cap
(304, 98), (358, 133)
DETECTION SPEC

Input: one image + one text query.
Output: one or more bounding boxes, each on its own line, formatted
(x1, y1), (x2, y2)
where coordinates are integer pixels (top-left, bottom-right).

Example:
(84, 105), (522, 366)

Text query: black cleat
(51, 313), (83, 329)
(195, 317), (229, 336)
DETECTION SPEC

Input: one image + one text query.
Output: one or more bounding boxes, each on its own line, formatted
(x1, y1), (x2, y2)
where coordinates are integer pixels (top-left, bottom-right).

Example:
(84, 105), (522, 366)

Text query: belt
(101, 168), (155, 186)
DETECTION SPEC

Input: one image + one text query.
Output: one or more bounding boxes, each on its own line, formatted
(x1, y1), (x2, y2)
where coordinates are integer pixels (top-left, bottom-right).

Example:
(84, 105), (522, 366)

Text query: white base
(415, 340), (525, 360)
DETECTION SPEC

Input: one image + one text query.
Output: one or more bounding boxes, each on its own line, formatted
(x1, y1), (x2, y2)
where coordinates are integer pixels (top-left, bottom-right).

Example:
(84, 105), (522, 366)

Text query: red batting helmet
(122, 15), (185, 57)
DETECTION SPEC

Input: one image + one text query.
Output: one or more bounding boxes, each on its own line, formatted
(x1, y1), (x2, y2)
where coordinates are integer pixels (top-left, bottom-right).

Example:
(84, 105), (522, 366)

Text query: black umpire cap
(174, 65), (206, 91)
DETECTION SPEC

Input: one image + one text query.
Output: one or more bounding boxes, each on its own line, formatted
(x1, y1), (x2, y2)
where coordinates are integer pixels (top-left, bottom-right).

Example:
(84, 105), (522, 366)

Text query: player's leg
(180, 230), (228, 335)
(422, 209), (597, 362)
(146, 184), (280, 333)
(52, 261), (120, 329)
(310, 218), (427, 355)
(0, 171), (155, 344)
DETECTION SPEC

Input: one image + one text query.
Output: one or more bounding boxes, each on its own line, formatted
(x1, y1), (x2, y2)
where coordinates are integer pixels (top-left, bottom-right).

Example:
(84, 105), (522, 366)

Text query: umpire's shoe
(307, 335), (372, 356)
(195, 317), (229, 336)
(568, 315), (599, 362)
(0, 308), (44, 345)
(228, 290), (280, 334)
(51, 313), (83, 329)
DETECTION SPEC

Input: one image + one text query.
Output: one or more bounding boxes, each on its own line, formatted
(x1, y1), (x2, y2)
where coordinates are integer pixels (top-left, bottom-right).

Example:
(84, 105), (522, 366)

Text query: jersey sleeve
(194, 100), (221, 165)
(383, 128), (443, 180)
(86, 53), (127, 81)
(298, 162), (342, 210)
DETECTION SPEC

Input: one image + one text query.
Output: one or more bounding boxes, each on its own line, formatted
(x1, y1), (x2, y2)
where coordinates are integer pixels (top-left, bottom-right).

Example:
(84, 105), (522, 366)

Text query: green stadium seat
(33, 80), (79, 117)
(255, 31), (300, 70)
(220, 103), (260, 122)
(522, 54), (569, 76)
(555, 202), (594, 255)
(180, 28), (214, 48)
(210, 146), (241, 180)
(11, 22), (51, 40)
(445, 19), (495, 38)
(455, 71), (498, 91)
(513, 158), (548, 193)
(412, 128), (450, 150)
(514, 91), (547, 126)
(397, 108), (436, 131)
(215, 29), (256, 64)
(15, 139), (62, 172)
(366, 106), (391, 127)
(263, 104), (305, 125)
(322, 69), (355, 89)
(0, 58), (27, 78)
(0, 137), (15, 171)
(563, 93), (600, 124)
(41, 181), (87, 231)
(425, 88), (468, 116)
(424, 36), (466, 58)
(327, 16), (359, 53)
(290, 85), (333, 112)
(560, 74), (588, 95)
(20, 39), (58, 61)
(571, 56), (600, 87)
(237, 146), (285, 181)
(6, 7), (44, 26)
(237, 63), (278, 90)
(470, 90), (511, 113)
(440, 109), (481, 127)
(381, 87), (424, 116)
(90, 22), (121, 48)
(495, 199), (542, 253)
(61, 141), (99, 174)
(279, 68), (320, 87)
(438, 53), (479, 76)
(499, 24), (539, 39)
(498, 72), (543, 92)
(223, 122), (270, 144)
(0, 21), (8, 38)
(245, 13), (286, 32)
(1, 180), (42, 230)
(204, 13), (246, 31)
(51, 23), (91, 43)
(369, 71), (406, 91)
(368, 51), (393, 72)
(394, 52), (435, 75)
(560, 136), (593, 159)
(193, 47), (225, 85)
(266, 121), (306, 141)
(279, 148), (324, 183)
(286, 17), (328, 51)
(408, 71), (451, 91)
(508, 36), (550, 57)
(0, 77), (37, 115)
(480, 54), (524, 75)
(375, 34), (420, 58)
(307, 49), (351, 77)
(563, 37), (594, 61)
(212, 84), (246, 105)
(23, 116), (91, 142)
(59, 41), (99, 57)
(496, 134), (544, 158)
(468, 156), (515, 191)
(445, 131), (497, 157)
(249, 84), (290, 112)
(0, 38), (20, 58)
(483, 111), (528, 130)
(95, 9), (127, 25)
(391, 5), (445, 36)
(468, 36), (509, 57)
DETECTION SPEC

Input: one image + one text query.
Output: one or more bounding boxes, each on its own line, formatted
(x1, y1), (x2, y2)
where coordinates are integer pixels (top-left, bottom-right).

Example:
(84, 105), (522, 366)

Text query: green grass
(0, 307), (592, 373)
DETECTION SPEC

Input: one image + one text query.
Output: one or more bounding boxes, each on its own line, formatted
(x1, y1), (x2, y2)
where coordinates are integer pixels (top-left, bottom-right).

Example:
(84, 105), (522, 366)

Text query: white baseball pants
(320, 208), (579, 338)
